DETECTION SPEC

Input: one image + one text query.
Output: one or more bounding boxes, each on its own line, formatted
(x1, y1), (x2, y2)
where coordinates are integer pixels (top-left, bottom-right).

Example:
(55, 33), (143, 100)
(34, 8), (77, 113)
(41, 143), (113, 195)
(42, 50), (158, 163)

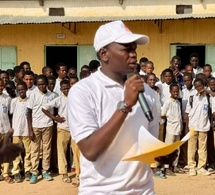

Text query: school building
(1, 0), (215, 75)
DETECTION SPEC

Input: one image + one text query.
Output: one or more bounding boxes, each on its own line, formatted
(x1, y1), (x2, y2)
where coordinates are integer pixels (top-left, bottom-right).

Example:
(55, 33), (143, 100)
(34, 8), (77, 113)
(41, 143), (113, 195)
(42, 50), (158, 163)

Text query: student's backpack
(189, 94), (213, 127)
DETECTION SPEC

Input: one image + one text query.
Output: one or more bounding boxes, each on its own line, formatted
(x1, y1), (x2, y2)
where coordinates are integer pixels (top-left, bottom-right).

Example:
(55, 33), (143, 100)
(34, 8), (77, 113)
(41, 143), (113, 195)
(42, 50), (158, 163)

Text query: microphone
(138, 92), (154, 122)
(127, 73), (154, 122)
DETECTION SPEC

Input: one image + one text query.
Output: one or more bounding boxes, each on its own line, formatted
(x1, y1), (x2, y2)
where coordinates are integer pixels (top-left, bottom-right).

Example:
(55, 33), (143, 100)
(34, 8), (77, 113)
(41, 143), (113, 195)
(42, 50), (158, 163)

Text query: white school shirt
(185, 94), (210, 132)
(26, 85), (37, 98)
(53, 78), (62, 95)
(27, 88), (57, 128)
(181, 86), (197, 118)
(10, 97), (29, 136)
(43, 94), (69, 131)
(161, 97), (182, 135)
(155, 82), (171, 105)
(68, 68), (158, 195)
(193, 66), (203, 77)
(0, 94), (11, 134)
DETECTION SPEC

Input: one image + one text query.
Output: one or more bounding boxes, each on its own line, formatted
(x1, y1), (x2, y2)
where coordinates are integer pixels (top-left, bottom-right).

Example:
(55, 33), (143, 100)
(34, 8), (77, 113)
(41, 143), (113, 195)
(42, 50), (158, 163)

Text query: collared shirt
(68, 68), (158, 194)
(53, 78), (63, 95)
(0, 93), (11, 134)
(43, 94), (69, 131)
(185, 93), (210, 132)
(156, 82), (171, 106)
(27, 88), (57, 128)
(26, 85), (37, 98)
(10, 97), (29, 136)
(181, 86), (197, 117)
(193, 66), (203, 77)
(161, 97), (182, 135)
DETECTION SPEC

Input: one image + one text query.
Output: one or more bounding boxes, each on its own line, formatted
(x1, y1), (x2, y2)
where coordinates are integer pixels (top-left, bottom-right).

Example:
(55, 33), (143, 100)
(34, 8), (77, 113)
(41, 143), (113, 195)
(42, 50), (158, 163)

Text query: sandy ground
(0, 173), (215, 195)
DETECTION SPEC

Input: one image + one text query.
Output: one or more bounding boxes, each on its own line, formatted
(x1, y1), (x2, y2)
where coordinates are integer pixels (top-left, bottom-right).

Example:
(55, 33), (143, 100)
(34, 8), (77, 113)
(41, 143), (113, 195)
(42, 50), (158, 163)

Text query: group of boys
(139, 53), (215, 178)
(0, 60), (100, 185)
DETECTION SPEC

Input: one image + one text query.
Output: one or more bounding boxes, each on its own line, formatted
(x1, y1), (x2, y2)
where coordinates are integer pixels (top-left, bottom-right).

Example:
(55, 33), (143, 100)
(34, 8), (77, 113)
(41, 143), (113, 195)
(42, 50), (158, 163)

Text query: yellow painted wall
(1, 18), (215, 75)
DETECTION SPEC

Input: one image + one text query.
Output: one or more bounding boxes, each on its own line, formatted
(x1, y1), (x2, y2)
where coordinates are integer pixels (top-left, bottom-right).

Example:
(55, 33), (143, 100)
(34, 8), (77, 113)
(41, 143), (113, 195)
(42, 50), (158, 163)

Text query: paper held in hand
(123, 127), (194, 164)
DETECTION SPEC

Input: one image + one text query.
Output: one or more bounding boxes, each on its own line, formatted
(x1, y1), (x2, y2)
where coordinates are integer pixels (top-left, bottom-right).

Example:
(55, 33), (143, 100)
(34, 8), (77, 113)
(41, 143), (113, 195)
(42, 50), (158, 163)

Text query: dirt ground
(0, 173), (215, 195)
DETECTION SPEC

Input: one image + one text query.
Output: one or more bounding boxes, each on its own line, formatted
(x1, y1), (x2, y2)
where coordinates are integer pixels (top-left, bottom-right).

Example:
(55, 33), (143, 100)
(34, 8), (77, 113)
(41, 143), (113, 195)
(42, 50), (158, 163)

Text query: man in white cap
(68, 21), (159, 194)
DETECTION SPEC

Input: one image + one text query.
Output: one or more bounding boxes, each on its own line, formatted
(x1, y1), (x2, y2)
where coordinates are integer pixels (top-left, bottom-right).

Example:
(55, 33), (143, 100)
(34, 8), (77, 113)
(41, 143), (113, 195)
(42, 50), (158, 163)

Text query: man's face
(69, 78), (78, 87)
(0, 73), (9, 84)
(190, 57), (199, 68)
(185, 65), (193, 74)
(171, 59), (180, 71)
(203, 66), (212, 78)
(17, 85), (27, 99)
(57, 66), (67, 79)
(147, 75), (156, 88)
(170, 86), (180, 99)
(209, 79), (215, 92)
(23, 64), (31, 71)
(45, 68), (53, 77)
(145, 63), (154, 74)
(23, 75), (34, 89)
(17, 69), (24, 80)
(183, 76), (192, 89)
(60, 84), (70, 96)
(101, 42), (137, 76)
(48, 80), (56, 92)
(37, 78), (47, 93)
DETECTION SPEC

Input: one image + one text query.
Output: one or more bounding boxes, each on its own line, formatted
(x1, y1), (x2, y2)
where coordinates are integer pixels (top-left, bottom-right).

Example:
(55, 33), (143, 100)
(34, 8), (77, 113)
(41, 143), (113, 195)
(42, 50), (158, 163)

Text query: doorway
(45, 46), (77, 78)
(176, 45), (205, 69)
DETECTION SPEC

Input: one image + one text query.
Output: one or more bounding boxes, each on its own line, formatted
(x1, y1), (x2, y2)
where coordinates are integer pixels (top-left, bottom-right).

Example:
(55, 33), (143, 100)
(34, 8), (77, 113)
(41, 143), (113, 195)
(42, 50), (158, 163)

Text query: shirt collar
(18, 97), (28, 102)
(95, 67), (124, 88)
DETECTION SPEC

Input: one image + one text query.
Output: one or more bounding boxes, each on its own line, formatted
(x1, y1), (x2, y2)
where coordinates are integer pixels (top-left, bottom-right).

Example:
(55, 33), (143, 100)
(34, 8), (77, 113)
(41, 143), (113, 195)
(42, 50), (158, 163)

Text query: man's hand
(155, 150), (178, 165)
(54, 115), (66, 123)
(0, 129), (24, 164)
(124, 74), (144, 108)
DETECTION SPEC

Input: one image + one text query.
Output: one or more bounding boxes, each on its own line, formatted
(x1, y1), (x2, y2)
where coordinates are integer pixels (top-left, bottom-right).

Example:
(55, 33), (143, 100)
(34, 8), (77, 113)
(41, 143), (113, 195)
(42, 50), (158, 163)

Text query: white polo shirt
(27, 88), (57, 128)
(53, 78), (62, 95)
(68, 69), (158, 195)
(43, 94), (69, 131)
(26, 85), (37, 98)
(0, 93), (11, 134)
(181, 87), (197, 118)
(185, 94), (210, 132)
(155, 82), (171, 106)
(161, 97), (182, 135)
(10, 97), (29, 136)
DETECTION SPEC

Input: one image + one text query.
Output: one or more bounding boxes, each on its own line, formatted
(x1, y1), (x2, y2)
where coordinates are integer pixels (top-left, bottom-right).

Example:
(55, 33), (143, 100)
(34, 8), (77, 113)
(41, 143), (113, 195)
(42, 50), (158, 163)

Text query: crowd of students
(0, 52), (215, 186)
(0, 60), (100, 186)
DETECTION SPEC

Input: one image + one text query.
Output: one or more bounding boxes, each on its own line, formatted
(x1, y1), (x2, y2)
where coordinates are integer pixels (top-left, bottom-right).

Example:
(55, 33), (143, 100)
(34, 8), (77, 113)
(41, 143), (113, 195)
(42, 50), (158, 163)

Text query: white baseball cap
(93, 20), (149, 52)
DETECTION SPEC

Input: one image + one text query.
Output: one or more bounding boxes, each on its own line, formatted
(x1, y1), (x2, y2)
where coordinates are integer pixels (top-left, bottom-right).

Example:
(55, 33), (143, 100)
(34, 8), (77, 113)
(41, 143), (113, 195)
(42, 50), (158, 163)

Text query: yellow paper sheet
(123, 128), (194, 164)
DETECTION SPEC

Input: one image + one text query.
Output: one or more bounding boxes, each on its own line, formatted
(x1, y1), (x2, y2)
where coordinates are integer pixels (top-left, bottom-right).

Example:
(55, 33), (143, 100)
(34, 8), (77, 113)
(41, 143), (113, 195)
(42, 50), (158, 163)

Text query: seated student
(186, 78), (211, 176)
(23, 70), (37, 97)
(11, 81), (32, 183)
(42, 66), (53, 77)
(27, 75), (58, 184)
(68, 75), (79, 87)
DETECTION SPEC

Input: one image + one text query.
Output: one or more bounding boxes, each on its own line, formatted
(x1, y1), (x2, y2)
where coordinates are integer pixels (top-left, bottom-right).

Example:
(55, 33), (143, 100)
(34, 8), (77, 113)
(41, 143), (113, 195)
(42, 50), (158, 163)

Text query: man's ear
(98, 48), (108, 63)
